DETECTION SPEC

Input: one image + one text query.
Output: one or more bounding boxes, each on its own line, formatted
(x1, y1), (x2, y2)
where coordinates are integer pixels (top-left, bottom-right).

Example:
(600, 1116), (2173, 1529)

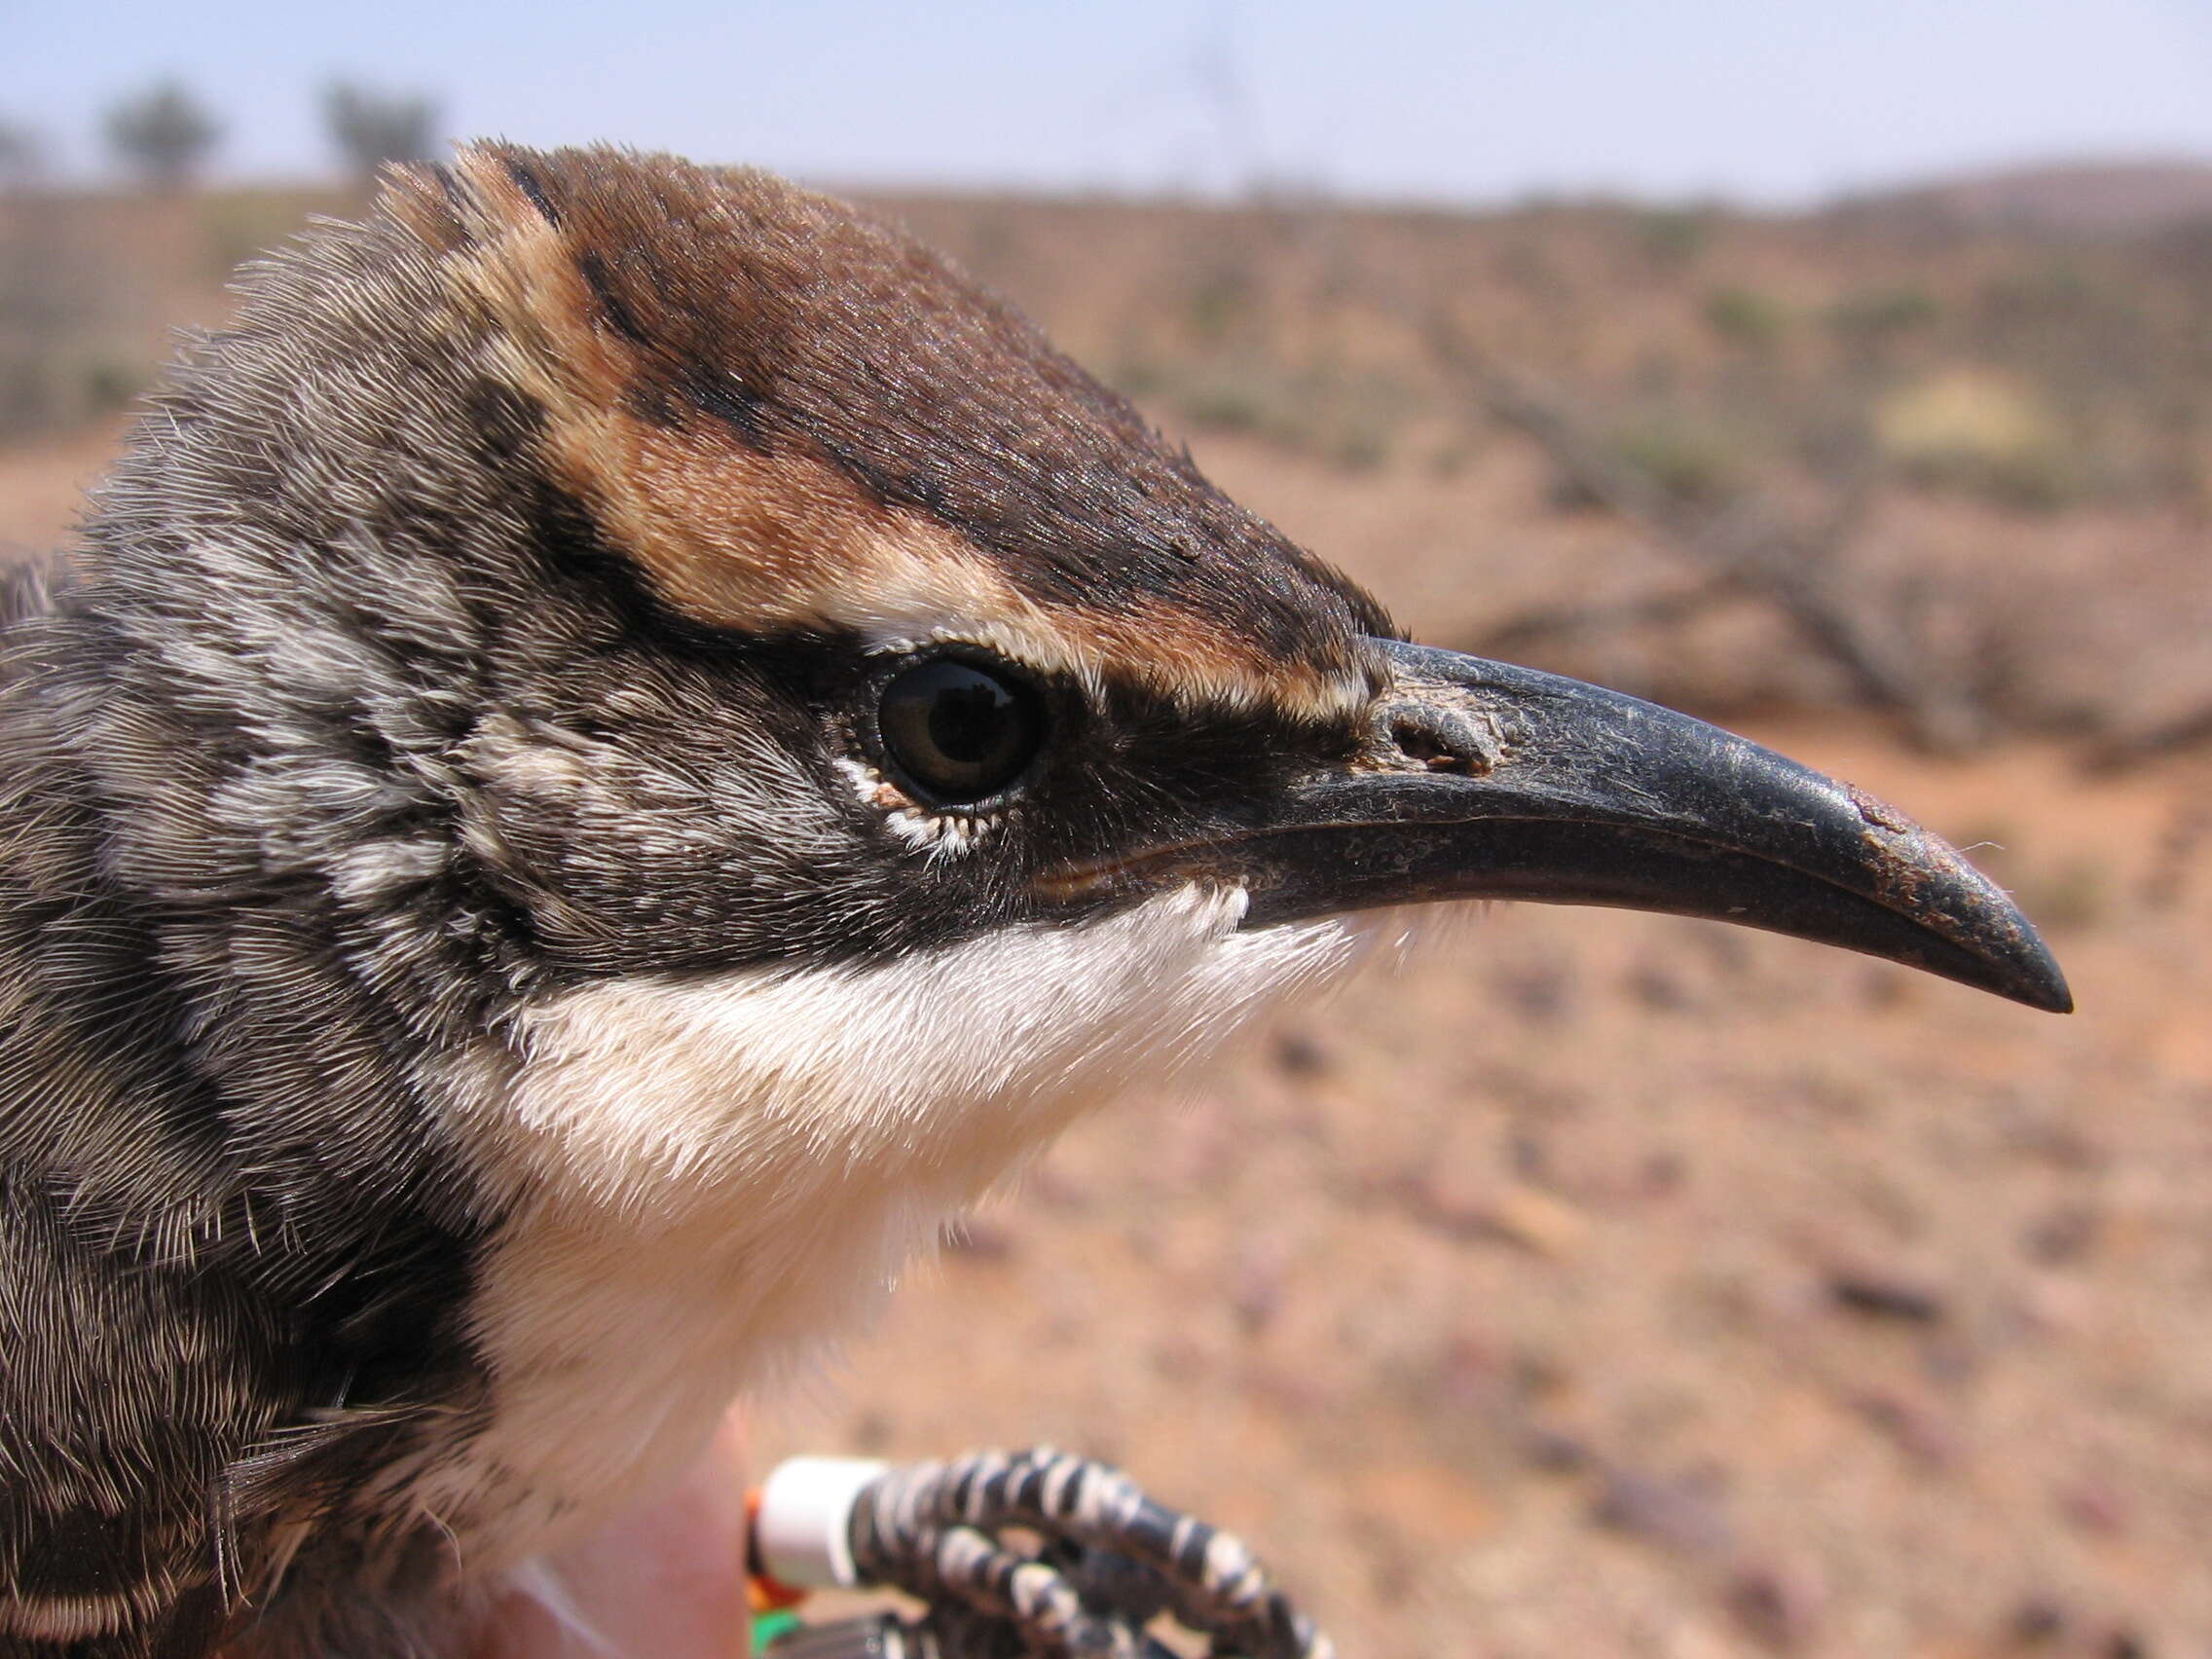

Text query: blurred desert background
(6, 17), (2212, 1655)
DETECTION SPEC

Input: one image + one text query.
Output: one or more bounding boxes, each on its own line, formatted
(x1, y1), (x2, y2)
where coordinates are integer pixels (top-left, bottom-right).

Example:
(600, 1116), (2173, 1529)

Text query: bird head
(55, 142), (2067, 1562)
(72, 135), (2069, 1233)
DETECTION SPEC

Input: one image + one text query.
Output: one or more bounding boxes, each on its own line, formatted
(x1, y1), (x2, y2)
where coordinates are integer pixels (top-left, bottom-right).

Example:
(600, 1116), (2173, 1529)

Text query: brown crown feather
(384, 142), (1394, 717)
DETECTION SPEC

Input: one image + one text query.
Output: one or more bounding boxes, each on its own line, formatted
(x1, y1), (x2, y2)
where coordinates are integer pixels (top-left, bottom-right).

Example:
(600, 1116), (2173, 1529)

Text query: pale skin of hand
(471, 1410), (753, 1659)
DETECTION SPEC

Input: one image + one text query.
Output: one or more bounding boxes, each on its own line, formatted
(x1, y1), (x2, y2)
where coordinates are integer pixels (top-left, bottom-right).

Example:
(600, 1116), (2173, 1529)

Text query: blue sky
(9, 0), (2212, 204)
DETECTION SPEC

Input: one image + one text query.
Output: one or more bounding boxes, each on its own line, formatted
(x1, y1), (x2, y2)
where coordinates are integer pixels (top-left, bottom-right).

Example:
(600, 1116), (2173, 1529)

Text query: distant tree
(0, 120), (43, 191)
(322, 81), (441, 182)
(103, 80), (221, 192)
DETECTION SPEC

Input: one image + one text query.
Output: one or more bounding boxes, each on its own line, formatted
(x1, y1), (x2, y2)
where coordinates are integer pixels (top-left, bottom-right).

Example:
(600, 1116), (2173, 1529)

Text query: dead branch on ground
(1365, 279), (1991, 752)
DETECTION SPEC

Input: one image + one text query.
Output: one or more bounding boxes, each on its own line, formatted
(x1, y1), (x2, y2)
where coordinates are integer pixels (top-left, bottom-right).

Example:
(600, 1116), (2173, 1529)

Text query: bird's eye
(876, 657), (1047, 805)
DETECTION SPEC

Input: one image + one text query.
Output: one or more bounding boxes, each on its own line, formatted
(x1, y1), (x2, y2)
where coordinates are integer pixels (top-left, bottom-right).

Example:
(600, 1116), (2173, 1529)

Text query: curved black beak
(1226, 641), (2070, 1012)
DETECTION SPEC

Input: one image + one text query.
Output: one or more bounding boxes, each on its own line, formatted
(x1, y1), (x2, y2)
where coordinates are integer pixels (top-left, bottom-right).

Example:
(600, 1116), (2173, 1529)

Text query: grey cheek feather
(0, 207), (561, 1648)
(457, 709), (854, 928)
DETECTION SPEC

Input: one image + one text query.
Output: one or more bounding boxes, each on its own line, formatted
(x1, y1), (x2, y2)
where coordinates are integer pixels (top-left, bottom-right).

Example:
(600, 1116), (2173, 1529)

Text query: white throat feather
(426, 885), (1388, 1566)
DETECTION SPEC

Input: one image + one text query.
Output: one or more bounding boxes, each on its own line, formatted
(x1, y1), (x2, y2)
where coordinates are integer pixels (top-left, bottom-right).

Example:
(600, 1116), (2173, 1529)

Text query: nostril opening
(1390, 717), (1454, 768)
(1384, 706), (1493, 775)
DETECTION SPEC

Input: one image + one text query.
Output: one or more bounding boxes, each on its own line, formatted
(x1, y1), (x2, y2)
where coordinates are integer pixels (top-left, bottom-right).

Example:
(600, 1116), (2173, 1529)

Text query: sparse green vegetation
(1703, 285), (1788, 349)
(1608, 413), (1752, 507)
(1827, 283), (1942, 342)
(1131, 341), (1420, 474)
(0, 349), (132, 441)
(1185, 264), (1260, 344)
(1637, 205), (1713, 267)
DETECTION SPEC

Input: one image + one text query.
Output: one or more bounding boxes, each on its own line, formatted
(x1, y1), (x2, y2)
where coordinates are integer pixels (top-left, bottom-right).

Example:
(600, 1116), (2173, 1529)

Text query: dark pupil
(879, 658), (1044, 803)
